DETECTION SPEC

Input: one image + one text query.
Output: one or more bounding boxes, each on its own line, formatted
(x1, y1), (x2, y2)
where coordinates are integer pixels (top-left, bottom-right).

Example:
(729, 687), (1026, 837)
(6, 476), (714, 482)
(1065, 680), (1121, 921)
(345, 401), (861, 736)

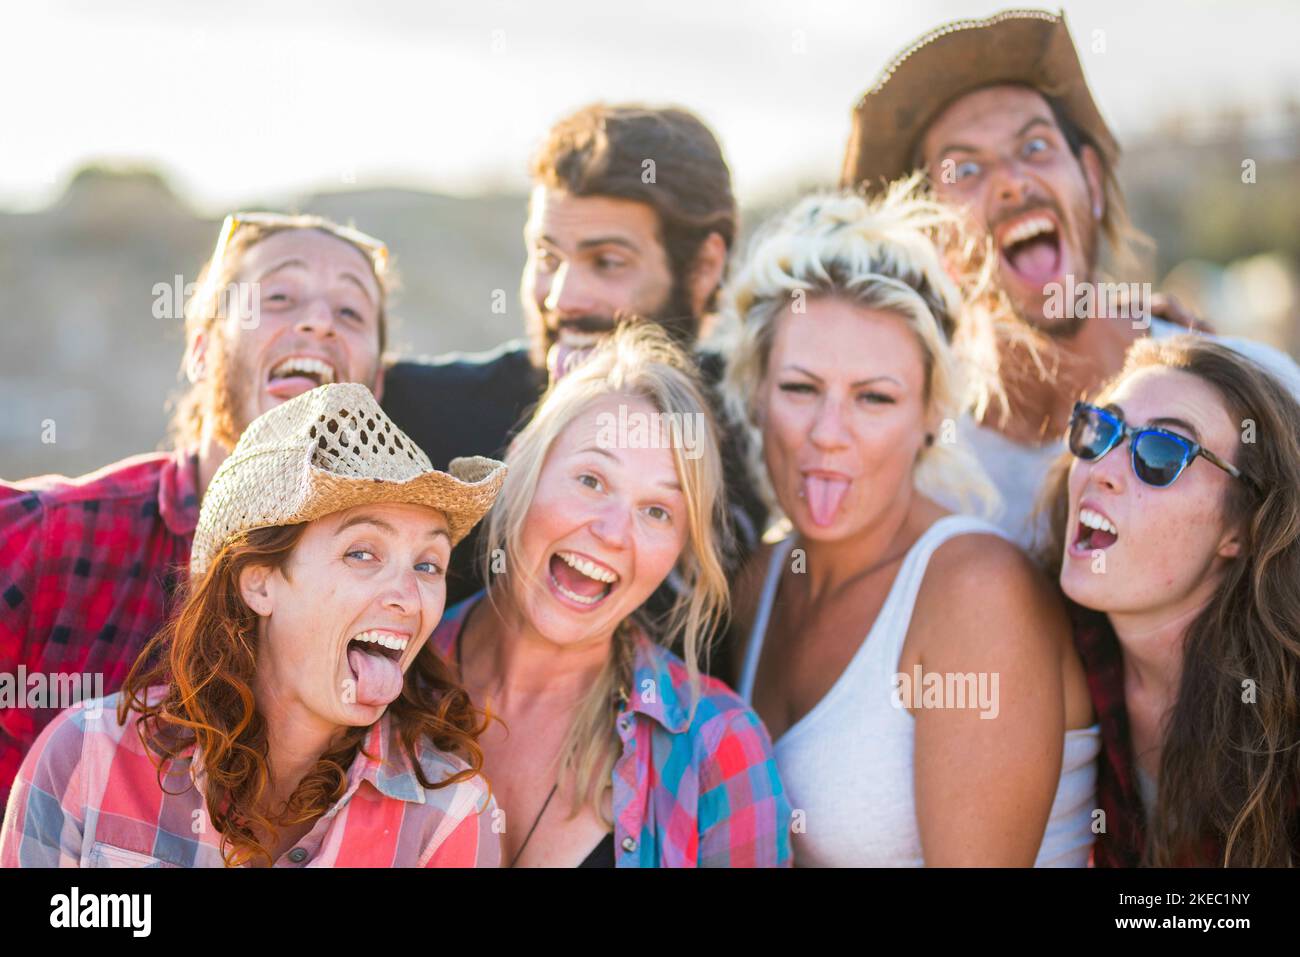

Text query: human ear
(238, 564), (276, 617)
(688, 232), (728, 317)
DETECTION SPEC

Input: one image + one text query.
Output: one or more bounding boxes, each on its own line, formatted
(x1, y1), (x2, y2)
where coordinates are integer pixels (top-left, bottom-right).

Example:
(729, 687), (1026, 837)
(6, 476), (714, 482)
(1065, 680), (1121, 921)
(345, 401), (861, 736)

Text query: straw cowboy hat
(191, 383), (506, 578)
(841, 8), (1119, 191)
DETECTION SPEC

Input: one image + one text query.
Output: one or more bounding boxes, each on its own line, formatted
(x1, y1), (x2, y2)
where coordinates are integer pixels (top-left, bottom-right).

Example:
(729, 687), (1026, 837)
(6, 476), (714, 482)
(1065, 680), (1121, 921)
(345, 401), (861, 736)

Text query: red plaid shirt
(0, 449), (200, 819)
(1071, 601), (1300, 867)
(1068, 602), (1144, 867)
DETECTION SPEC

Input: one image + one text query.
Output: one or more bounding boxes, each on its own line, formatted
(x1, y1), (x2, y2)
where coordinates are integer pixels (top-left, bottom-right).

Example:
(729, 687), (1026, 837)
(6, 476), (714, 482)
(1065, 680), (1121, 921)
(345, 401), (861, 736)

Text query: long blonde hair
(720, 175), (1001, 522)
(478, 322), (730, 822)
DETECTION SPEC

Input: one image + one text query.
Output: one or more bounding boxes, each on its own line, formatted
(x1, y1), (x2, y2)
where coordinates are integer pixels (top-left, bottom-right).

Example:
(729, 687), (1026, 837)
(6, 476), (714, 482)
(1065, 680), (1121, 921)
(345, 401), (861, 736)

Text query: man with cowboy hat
(841, 7), (1300, 547)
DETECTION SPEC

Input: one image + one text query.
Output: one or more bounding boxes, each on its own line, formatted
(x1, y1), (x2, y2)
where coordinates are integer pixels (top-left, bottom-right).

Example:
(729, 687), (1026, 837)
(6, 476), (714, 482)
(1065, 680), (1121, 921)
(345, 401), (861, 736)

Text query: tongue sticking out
(550, 554), (608, 599)
(803, 475), (851, 528)
(547, 342), (597, 383)
(1005, 235), (1061, 285)
(347, 646), (405, 707)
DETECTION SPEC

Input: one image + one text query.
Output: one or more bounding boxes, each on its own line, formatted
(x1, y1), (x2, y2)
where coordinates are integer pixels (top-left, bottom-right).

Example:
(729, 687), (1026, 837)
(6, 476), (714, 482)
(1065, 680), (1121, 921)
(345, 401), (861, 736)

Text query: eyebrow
(256, 259), (376, 305)
(1106, 404), (1202, 442)
(935, 116), (1056, 159)
(782, 364), (903, 389)
(577, 444), (682, 492)
(535, 233), (641, 254)
(335, 513), (450, 542)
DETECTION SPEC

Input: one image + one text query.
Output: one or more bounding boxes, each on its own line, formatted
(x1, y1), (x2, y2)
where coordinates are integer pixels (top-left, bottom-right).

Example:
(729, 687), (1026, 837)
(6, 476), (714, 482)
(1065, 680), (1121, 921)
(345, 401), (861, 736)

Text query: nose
(589, 497), (633, 551)
(380, 565), (421, 617)
(294, 297), (337, 338)
(808, 395), (851, 451)
(988, 156), (1037, 209)
(544, 262), (598, 319)
(1086, 442), (1128, 496)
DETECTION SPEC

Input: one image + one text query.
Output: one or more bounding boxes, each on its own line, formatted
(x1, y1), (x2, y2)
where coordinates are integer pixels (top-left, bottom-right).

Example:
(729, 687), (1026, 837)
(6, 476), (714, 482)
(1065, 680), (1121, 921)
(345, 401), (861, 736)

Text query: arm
(0, 709), (88, 867)
(908, 536), (1069, 866)
(697, 707), (793, 867)
(0, 485), (48, 811)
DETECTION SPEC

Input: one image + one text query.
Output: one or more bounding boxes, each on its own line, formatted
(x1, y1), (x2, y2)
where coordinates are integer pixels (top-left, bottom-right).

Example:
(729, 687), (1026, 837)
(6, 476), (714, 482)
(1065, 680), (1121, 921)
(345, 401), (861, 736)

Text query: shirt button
(621, 837), (637, 853)
(618, 716), (631, 732)
(287, 847), (309, 864)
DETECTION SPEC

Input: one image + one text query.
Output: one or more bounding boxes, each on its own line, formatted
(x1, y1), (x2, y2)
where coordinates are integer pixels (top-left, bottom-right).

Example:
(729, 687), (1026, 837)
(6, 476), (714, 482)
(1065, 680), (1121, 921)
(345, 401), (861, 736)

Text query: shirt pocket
(86, 842), (180, 868)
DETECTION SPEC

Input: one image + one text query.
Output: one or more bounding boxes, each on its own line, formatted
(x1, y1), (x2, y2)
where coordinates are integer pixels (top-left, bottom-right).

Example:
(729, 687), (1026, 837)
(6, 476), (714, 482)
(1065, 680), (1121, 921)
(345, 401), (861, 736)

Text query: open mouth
(266, 355), (339, 399)
(1072, 506), (1119, 553)
(998, 212), (1063, 288)
(345, 629), (408, 707)
(546, 322), (615, 381)
(547, 550), (620, 610)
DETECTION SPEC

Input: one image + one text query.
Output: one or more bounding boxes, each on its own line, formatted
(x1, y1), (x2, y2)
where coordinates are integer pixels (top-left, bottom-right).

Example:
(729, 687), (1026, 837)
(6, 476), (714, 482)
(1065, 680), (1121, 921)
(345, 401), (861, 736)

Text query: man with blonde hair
(0, 214), (391, 817)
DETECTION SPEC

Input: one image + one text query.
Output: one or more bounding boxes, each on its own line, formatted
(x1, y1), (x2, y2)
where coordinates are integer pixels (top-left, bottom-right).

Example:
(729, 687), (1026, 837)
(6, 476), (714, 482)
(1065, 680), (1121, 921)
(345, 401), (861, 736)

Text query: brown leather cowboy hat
(841, 8), (1119, 191)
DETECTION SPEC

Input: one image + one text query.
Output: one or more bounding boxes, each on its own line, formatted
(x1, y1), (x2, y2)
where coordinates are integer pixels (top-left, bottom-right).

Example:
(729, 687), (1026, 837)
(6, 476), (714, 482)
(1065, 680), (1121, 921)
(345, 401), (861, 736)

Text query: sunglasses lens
(1133, 432), (1190, 486)
(1069, 407), (1116, 460)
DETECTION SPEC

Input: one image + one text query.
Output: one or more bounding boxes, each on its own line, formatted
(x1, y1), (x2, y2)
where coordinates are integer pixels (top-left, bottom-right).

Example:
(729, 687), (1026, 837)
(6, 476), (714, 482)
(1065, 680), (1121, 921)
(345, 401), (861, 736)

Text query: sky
(3, 0), (1298, 214)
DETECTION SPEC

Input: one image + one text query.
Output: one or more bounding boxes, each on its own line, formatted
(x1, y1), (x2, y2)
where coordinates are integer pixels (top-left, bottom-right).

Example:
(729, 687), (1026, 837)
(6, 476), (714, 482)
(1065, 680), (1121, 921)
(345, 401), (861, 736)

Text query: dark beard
(528, 272), (700, 369)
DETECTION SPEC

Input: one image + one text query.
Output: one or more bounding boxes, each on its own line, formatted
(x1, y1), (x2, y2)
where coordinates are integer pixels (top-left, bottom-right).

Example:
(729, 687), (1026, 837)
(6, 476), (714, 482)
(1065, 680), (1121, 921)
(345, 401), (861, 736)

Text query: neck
(987, 293), (1144, 444)
(1109, 576), (1219, 729)
(253, 673), (346, 812)
(796, 487), (923, 600)
(466, 588), (613, 711)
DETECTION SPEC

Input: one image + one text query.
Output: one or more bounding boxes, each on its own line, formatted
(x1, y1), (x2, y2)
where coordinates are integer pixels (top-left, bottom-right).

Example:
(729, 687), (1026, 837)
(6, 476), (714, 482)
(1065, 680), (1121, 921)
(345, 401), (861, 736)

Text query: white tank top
(737, 514), (1101, 867)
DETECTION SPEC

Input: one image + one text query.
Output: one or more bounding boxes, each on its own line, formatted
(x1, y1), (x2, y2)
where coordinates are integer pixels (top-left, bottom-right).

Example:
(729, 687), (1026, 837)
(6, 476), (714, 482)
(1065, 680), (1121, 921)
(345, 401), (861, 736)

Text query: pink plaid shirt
(0, 689), (500, 868)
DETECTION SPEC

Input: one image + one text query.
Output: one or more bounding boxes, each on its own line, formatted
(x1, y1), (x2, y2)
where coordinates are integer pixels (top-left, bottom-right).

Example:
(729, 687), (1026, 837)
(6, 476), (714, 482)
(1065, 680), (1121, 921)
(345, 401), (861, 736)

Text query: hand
(1149, 292), (1214, 334)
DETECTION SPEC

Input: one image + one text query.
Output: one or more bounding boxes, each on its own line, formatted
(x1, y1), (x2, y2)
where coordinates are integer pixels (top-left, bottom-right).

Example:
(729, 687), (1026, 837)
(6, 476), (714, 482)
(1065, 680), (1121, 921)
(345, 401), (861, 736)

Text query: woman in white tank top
(719, 185), (1100, 866)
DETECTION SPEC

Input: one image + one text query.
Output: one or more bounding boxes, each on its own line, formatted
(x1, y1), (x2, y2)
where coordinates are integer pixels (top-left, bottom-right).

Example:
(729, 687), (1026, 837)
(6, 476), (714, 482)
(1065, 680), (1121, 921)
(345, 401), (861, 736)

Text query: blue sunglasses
(1067, 402), (1252, 489)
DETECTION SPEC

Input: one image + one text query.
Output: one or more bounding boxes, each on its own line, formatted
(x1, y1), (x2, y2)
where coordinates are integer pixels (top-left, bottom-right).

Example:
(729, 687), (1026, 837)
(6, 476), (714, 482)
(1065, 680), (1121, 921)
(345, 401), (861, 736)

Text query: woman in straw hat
(0, 383), (507, 867)
(428, 322), (791, 866)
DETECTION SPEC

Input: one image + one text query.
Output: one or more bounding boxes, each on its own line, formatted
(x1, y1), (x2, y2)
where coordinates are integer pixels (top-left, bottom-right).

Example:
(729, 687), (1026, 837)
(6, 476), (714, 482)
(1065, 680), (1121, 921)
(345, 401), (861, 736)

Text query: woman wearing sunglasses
(1046, 333), (1300, 866)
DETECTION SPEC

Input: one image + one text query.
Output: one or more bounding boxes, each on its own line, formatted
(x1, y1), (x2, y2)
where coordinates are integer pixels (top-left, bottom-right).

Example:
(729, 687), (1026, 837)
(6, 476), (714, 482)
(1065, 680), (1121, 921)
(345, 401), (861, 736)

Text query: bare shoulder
(911, 530), (1069, 661)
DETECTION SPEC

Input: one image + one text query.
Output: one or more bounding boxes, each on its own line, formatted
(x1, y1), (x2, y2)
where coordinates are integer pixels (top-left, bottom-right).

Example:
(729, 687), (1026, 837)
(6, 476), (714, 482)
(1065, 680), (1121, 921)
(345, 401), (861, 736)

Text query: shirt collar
(625, 630), (693, 734)
(159, 447), (201, 538)
(184, 709), (439, 807)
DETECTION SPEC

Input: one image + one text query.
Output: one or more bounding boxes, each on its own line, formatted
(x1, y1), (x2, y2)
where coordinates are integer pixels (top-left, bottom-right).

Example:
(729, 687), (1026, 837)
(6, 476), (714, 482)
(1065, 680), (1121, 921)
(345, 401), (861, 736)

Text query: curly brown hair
(119, 523), (486, 867)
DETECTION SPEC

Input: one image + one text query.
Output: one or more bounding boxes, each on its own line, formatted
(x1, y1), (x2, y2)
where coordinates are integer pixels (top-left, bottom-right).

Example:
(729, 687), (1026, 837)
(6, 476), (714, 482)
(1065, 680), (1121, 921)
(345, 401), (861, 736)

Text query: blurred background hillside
(3, 0), (1299, 479)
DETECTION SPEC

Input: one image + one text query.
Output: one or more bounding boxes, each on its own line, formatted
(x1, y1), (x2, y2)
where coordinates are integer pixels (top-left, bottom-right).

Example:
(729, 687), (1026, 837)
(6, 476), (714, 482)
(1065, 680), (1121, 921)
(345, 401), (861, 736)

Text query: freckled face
(1060, 367), (1244, 616)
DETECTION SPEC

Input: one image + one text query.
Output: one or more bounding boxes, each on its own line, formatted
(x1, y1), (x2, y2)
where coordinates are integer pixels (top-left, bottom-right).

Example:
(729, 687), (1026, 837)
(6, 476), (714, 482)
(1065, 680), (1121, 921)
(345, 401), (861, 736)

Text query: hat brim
(290, 454), (506, 549)
(841, 10), (1119, 191)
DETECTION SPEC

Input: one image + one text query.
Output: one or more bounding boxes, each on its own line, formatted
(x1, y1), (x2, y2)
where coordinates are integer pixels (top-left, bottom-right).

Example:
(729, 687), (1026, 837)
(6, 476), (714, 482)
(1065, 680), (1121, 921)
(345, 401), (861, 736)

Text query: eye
(778, 382), (816, 395)
(1022, 136), (1049, 158)
(346, 549), (375, 562)
(534, 248), (560, 272)
(643, 505), (672, 524)
(595, 255), (628, 271)
(858, 391), (896, 405)
(337, 306), (364, 323)
(954, 160), (981, 181)
(415, 560), (444, 576)
(577, 473), (603, 491)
